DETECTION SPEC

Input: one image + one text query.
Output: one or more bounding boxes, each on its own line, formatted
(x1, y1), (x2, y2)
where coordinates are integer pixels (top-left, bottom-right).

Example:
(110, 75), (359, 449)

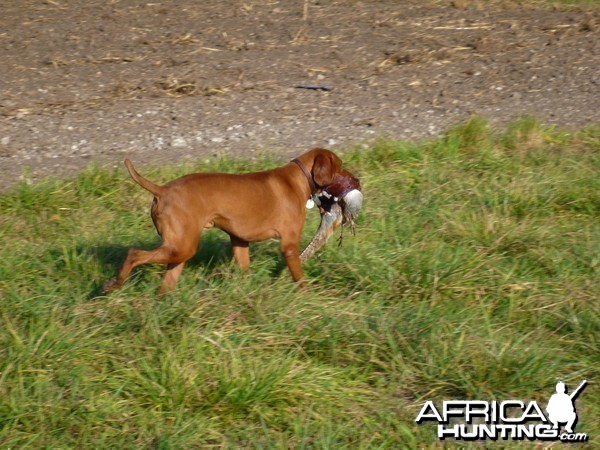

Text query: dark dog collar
(291, 158), (317, 195)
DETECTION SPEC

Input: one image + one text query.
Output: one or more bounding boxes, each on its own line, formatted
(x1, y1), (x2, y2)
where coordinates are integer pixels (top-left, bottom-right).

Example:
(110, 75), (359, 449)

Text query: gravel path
(1, 0), (598, 189)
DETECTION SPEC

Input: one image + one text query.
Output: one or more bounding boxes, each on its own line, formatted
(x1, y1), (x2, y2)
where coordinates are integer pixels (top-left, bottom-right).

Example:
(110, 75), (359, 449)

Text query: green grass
(0, 117), (598, 448)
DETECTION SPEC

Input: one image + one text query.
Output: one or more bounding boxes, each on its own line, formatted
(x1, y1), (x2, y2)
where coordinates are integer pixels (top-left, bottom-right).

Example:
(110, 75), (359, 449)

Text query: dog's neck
(291, 158), (317, 196)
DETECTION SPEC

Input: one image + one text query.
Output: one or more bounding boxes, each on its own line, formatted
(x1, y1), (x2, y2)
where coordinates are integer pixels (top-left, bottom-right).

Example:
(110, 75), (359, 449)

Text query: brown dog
(103, 148), (344, 293)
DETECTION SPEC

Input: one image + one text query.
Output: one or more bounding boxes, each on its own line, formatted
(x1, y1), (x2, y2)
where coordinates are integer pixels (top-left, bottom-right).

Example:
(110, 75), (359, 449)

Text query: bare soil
(1, 0), (598, 189)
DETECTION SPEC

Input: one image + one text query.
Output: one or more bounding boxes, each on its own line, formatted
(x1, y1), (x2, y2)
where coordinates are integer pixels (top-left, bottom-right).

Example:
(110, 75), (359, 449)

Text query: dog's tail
(124, 159), (164, 196)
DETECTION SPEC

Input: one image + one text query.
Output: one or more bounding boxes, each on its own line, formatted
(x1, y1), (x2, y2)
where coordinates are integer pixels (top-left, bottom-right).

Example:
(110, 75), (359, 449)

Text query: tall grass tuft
(0, 118), (598, 447)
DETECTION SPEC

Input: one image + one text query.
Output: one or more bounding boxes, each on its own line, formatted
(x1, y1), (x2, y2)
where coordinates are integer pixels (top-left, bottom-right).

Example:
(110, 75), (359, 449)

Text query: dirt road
(1, 0), (598, 189)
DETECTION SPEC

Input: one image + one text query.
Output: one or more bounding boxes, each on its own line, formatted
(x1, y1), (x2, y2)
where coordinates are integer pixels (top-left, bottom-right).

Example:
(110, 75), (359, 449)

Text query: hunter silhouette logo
(547, 380), (587, 434)
(415, 380), (589, 442)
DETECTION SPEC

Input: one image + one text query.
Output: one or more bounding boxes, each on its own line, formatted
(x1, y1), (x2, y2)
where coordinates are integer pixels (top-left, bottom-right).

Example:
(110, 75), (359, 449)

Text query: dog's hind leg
(160, 261), (186, 294)
(104, 218), (201, 293)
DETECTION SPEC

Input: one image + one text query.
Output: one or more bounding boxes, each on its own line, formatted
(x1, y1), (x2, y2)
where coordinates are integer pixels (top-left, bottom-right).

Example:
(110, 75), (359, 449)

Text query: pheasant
(317, 170), (362, 231)
(300, 169), (363, 262)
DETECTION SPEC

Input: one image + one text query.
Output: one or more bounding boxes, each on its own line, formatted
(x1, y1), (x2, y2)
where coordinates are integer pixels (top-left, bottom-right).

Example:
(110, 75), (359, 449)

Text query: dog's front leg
(281, 237), (306, 287)
(230, 235), (250, 271)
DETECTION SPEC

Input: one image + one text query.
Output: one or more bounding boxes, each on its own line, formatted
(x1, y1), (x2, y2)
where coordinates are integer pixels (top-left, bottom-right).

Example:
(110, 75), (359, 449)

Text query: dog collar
(291, 158), (317, 195)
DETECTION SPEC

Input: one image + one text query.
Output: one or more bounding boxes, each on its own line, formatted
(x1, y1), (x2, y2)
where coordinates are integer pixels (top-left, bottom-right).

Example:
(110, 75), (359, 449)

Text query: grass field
(0, 117), (598, 448)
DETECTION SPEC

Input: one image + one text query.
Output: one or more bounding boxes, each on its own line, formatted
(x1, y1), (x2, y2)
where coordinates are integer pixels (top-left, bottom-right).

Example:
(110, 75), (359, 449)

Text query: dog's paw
(102, 277), (119, 293)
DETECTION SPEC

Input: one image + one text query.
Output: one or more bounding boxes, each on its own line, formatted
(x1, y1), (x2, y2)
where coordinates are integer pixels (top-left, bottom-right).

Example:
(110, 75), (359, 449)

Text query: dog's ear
(312, 152), (342, 187)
